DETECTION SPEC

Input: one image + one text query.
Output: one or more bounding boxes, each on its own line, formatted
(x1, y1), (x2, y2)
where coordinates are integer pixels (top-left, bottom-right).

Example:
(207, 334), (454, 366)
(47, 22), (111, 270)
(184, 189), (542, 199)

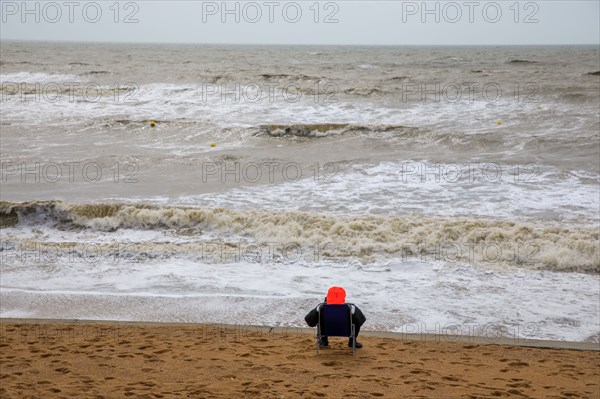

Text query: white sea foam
(1, 78), (594, 142)
(2, 201), (598, 272)
(1, 247), (598, 342)
(175, 161), (600, 226)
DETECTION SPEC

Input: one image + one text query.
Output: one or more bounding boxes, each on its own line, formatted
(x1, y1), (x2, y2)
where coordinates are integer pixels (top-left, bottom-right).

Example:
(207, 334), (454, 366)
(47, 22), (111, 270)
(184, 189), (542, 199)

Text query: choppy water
(1, 42), (599, 341)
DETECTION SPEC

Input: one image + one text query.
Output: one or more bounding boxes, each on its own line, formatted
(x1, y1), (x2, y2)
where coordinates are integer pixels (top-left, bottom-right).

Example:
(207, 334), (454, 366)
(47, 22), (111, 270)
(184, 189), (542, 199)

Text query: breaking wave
(255, 124), (430, 138)
(257, 123), (352, 137)
(2, 200), (598, 273)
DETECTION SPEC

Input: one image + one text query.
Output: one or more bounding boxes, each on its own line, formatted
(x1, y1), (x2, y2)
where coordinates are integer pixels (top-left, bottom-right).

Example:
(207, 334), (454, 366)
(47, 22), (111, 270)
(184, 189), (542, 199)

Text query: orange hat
(326, 286), (346, 304)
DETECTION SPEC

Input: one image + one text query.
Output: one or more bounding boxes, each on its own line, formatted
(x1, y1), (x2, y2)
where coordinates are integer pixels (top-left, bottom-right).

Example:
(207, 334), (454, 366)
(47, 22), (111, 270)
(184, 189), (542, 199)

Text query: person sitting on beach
(304, 286), (367, 349)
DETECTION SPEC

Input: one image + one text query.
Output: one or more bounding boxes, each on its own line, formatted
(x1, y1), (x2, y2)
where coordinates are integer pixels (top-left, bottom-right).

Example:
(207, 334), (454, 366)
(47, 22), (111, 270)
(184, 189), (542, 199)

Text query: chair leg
(351, 324), (356, 356)
(316, 327), (320, 355)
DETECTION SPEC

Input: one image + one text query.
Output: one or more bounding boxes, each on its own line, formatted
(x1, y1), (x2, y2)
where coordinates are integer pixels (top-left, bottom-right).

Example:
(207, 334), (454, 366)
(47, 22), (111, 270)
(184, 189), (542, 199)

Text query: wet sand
(1, 319), (598, 398)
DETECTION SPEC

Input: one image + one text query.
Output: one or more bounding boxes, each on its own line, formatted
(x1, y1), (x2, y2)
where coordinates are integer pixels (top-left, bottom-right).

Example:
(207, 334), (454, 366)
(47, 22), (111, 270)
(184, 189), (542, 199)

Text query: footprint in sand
(54, 367), (70, 374)
(442, 376), (460, 382)
(507, 382), (531, 388)
(508, 361), (529, 367)
(321, 361), (338, 367)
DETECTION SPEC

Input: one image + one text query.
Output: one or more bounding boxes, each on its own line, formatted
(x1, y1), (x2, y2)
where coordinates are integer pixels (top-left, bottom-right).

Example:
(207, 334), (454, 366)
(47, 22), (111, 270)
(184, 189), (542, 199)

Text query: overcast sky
(1, 1), (599, 45)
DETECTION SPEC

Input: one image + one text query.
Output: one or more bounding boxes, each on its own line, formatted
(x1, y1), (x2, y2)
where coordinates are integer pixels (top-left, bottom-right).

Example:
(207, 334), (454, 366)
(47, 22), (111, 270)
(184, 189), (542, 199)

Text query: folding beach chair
(316, 304), (356, 356)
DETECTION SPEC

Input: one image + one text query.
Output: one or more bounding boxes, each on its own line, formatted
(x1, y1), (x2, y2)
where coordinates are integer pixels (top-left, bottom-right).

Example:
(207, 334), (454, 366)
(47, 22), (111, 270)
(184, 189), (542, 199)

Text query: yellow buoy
(149, 121), (156, 127)
(210, 143), (217, 147)
(496, 120), (502, 125)
(536, 105), (542, 110)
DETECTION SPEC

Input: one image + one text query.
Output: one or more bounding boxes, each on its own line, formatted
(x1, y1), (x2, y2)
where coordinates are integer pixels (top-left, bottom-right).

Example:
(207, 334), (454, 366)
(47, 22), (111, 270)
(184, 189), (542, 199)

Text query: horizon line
(2, 39), (599, 47)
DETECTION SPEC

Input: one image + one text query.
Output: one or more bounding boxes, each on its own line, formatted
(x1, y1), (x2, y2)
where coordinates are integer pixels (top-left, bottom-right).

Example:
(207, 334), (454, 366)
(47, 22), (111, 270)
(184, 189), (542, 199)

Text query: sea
(1, 41), (599, 342)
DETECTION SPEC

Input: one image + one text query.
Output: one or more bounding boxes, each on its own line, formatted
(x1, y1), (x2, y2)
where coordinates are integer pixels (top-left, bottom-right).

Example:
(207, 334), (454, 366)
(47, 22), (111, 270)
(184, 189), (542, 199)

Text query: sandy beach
(1, 319), (598, 398)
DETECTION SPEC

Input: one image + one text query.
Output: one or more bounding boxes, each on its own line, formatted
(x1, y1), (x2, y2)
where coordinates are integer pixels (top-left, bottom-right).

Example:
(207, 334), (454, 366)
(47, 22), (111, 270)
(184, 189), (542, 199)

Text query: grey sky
(1, 1), (599, 45)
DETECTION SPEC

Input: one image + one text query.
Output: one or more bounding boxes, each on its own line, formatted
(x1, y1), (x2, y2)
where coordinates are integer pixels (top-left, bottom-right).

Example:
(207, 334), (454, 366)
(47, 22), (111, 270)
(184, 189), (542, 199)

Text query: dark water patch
(260, 73), (294, 79)
(258, 124), (351, 137)
(508, 59), (537, 64)
(343, 87), (385, 96)
(257, 124), (427, 139)
(85, 70), (110, 75)
(0, 61), (35, 66)
(560, 93), (588, 102)
(259, 73), (321, 82)
(0, 208), (19, 228)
